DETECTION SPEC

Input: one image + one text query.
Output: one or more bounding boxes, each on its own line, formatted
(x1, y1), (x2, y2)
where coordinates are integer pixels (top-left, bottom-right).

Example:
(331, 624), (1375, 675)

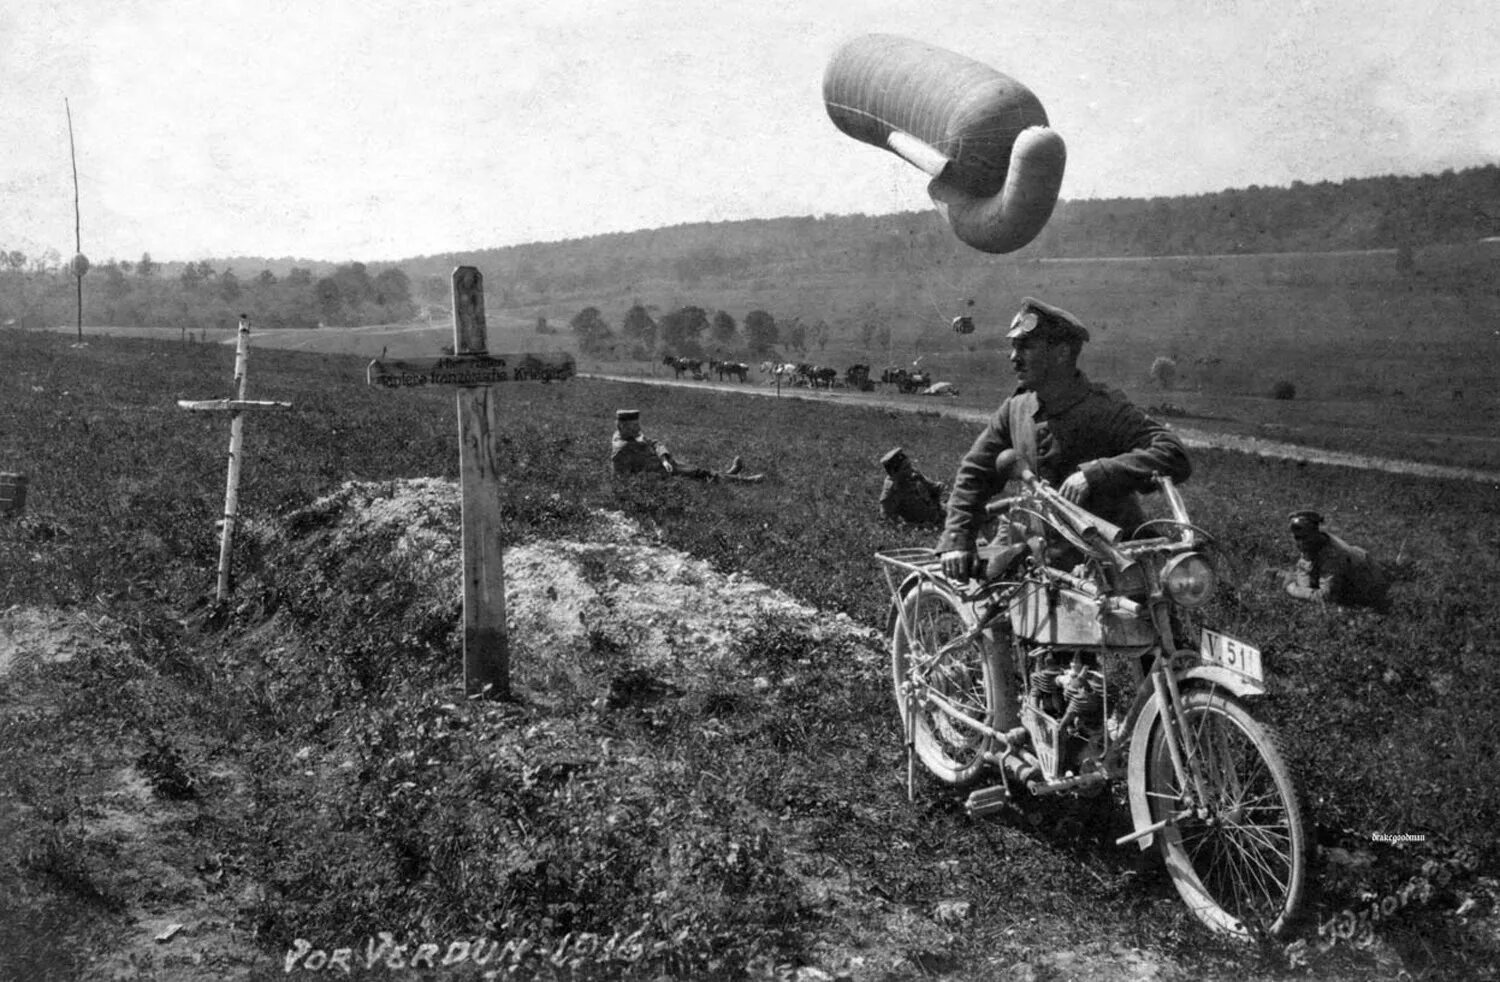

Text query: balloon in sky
(823, 33), (1066, 254)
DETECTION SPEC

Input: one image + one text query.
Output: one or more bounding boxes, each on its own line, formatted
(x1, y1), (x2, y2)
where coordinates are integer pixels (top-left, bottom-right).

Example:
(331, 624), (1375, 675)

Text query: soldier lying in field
(1280, 510), (1390, 611)
(609, 409), (764, 484)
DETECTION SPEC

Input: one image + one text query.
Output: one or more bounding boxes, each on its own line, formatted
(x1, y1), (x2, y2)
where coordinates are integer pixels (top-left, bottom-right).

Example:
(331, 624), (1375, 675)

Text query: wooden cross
(178, 315), (292, 602)
(367, 266), (574, 700)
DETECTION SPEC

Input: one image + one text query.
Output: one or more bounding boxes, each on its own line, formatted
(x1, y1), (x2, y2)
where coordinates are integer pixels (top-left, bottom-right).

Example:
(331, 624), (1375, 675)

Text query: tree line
(564, 302), (836, 362)
(0, 252), (421, 331)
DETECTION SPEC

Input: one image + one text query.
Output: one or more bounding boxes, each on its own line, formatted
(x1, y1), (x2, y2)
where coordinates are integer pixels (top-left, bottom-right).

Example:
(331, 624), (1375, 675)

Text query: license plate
(1200, 629), (1264, 684)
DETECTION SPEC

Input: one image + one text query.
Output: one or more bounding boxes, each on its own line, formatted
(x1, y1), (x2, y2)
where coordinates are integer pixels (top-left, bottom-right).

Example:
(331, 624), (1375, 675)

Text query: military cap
(1006, 296), (1091, 344)
(1288, 510), (1324, 532)
(615, 409), (640, 422)
(880, 447), (908, 472)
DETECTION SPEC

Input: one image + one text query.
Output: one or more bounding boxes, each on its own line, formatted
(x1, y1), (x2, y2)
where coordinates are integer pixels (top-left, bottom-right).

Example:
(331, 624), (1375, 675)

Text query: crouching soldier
(1281, 510), (1390, 610)
(879, 447), (946, 527)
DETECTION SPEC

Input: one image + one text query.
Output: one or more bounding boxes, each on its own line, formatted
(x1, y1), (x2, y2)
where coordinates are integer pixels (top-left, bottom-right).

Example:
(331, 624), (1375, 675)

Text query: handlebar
(983, 469), (1200, 565)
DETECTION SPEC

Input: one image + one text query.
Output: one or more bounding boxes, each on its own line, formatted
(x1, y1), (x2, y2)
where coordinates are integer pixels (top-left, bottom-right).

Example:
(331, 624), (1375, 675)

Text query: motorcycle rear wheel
(1146, 688), (1309, 938)
(890, 580), (998, 787)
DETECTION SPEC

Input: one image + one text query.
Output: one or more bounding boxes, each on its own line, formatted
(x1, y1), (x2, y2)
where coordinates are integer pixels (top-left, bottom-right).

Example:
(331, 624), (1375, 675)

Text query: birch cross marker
(178, 316), (292, 602)
(367, 266), (574, 700)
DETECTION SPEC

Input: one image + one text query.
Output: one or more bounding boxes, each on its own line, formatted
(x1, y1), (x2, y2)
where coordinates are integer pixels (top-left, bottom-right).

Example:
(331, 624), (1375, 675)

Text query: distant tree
(137, 252), (157, 278)
(255, 269), (277, 289)
(179, 263), (203, 289)
(659, 305), (709, 356)
(3, 250), (26, 273)
(314, 278), (342, 325)
(373, 266), (412, 306)
(570, 305), (613, 355)
(102, 263), (130, 299)
(710, 309), (737, 345)
(744, 309), (778, 353)
(218, 269), (241, 304)
(1272, 380), (1297, 400)
(331, 262), (374, 307)
(285, 267), (313, 288)
(621, 303), (655, 339)
(1150, 356), (1178, 390)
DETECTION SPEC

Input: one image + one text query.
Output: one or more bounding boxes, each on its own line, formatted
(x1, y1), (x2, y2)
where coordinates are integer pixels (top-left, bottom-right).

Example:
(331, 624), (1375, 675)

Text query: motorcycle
(876, 465), (1310, 939)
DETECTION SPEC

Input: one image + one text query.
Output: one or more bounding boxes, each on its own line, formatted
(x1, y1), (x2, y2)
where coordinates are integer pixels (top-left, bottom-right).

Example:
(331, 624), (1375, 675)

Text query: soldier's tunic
(1287, 533), (1389, 608)
(610, 433), (670, 476)
(880, 469), (946, 526)
(938, 371), (1190, 553)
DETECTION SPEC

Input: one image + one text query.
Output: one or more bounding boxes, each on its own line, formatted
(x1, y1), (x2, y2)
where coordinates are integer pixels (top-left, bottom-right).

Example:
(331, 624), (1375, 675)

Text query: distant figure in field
(879, 447), (946, 527)
(609, 409), (764, 484)
(1280, 510), (1390, 610)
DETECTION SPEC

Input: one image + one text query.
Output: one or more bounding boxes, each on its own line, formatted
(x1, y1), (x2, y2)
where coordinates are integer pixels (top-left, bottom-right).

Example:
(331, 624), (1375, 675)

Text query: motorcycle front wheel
(890, 580), (998, 787)
(1146, 688), (1310, 938)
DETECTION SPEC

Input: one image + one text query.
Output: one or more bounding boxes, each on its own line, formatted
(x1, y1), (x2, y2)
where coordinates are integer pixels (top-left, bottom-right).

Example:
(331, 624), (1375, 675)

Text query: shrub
(1150, 355), (1178, 390)
(1272, 379), (1297, 400)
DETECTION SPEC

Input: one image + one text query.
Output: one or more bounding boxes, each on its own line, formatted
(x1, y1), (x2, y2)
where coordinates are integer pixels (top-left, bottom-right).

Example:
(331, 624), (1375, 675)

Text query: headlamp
(1161, 552), (1216, 608)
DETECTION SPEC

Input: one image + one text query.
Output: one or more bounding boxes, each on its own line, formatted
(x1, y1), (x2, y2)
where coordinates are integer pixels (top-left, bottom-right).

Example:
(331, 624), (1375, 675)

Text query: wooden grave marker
(367, 266), (574, 700)
(178, 316), (292, 602)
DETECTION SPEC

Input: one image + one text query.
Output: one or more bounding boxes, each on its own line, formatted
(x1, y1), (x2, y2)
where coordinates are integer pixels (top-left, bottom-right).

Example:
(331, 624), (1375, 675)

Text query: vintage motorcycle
(876, 465), (1310, 938)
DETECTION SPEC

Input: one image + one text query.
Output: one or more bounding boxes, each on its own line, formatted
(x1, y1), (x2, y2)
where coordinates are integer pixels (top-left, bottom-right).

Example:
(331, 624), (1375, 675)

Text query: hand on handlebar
(1059, 471), (1090, 504)
(941, 549), (975, 582)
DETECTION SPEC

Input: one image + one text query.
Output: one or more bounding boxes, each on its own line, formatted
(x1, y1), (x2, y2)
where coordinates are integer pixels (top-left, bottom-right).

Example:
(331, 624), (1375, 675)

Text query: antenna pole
(66, 98), (84, 341)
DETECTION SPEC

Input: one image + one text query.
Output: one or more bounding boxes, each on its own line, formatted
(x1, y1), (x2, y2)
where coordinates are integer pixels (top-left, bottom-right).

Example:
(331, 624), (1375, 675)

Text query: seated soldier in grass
(1280, 509), (1390, 610)
(609, 409), (764, 484)
(878, 447), (946, 527)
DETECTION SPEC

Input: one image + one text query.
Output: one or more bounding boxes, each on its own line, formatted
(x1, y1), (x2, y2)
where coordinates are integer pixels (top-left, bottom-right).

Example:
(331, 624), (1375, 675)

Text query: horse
(760, 361), (799, 386)
(663, 355), (703, 379)
(713, 360), (749, 382)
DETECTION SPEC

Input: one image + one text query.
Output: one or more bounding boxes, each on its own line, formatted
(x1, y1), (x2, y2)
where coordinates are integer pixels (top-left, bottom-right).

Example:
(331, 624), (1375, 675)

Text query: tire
(1146, 688), (1310, 938)
(890, 580), (998, 787)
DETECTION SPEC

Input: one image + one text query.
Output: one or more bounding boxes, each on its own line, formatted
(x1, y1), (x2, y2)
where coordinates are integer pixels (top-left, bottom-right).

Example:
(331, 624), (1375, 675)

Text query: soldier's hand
(661, 456), (677, 474)
(1059, 471), (1091, 504)
(941, 550), (975, 582)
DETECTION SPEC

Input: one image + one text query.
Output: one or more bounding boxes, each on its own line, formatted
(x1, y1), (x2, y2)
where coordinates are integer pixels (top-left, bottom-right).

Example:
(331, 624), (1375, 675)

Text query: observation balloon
(823, 33), (1066, 254)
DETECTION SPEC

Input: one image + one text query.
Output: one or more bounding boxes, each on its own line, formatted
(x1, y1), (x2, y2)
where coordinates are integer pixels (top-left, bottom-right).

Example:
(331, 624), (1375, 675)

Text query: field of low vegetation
(1, 329), (1498, 980)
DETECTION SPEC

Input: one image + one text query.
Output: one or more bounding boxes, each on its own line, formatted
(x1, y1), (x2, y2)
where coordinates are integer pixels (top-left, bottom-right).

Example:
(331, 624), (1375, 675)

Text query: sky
(3, 0), (1497, 264)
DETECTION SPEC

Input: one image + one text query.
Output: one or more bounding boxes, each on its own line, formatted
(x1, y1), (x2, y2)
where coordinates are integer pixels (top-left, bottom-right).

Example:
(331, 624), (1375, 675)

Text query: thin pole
(66, 98), (82, 341)
(216, 317), (251, 601)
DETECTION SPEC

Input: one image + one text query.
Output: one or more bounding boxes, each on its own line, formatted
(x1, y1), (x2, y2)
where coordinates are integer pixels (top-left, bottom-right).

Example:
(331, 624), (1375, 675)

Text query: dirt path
(581, 373), (1500, 485)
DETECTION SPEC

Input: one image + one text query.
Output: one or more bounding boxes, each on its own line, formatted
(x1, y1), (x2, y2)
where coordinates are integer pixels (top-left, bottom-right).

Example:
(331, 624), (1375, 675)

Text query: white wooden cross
(367, 266), (574, 700)
(178, 315), (293, 602)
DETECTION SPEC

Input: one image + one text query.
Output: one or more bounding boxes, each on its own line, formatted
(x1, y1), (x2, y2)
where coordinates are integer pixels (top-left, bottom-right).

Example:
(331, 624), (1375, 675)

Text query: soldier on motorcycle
(936, 297), (1192, 725)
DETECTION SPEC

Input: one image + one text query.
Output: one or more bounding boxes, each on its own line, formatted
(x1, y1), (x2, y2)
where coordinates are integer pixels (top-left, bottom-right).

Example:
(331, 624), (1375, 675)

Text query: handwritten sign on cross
(178, 316), (292, 602)
(367, 266), (574, 700)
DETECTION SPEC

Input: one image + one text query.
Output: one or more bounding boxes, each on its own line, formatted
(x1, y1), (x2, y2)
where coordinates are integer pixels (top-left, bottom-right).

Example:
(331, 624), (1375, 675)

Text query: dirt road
(582, 372), (1500, 485)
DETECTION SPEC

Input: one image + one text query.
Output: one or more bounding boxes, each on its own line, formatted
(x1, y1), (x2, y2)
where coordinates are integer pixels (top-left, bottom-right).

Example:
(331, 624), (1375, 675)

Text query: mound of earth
(266, 477), (882, 679)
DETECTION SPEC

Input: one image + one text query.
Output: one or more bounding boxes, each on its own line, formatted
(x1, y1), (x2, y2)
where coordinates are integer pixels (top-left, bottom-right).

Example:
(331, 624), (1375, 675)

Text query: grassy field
(1, 328), (1497, 980)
